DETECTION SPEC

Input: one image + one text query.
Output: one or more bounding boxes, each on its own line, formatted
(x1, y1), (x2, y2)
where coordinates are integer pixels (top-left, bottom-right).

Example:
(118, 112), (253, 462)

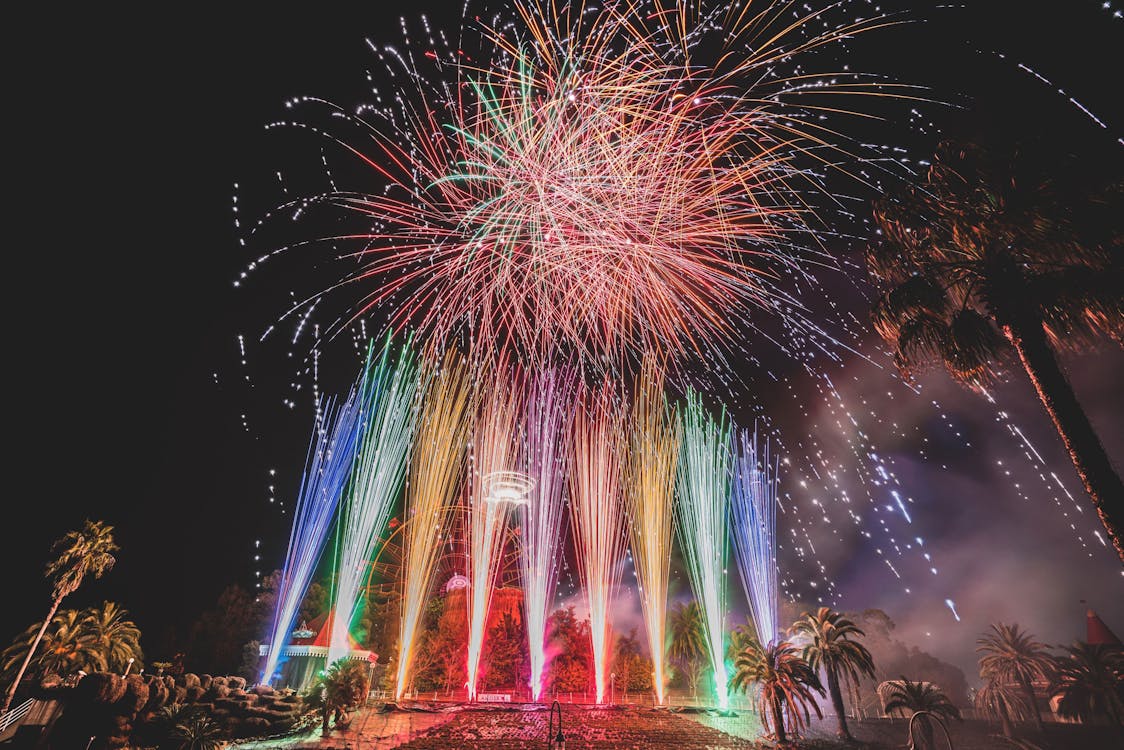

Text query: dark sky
(5, 1), (1121, 680)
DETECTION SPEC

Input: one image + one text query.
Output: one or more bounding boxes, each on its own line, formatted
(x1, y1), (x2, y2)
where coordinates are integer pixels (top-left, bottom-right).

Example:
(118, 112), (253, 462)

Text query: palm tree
(668, 601), (706, 699)
(869, 138), (1124, 561)
(730, 638), (824, 744)
(883, 678), (961, 750)
(975, 677), (1032, 739)
(84, 602), (143, 673)
(727, 619), (759, 657)
(792, 607), (876, 740)
(2, 609), (101, 682)
(2, 520), (118, 713)
(169, 709), (226, 750)
(1050, 641), (1124, 727)
(314, 658), (371, 734)
(977, 623), (1054, 731)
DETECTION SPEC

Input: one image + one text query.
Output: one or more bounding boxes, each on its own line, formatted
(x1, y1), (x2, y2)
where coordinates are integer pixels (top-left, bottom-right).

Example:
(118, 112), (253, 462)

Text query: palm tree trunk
(771, 695), (787, 744)
(826, 666), (852, 739)
(998, 701), (1014, 739)
(1003, 319), (1124, 563)
(2, 597), (61, 714)
(1015, 673), (1044, 732)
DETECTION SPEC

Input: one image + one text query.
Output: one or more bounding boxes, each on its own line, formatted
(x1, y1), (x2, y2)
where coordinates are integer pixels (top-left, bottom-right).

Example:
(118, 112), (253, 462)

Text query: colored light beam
(396, 352), (474, 699)
(519, 369), (574, 701)
(327, 338), (418, 665)
(731, 426), (780, 646)
(466, 369), (526, 700)
(676, 389), (733, 709)
(262, 387), (365, 685)
(624, 361), (679, 705)
(570, 379), (629, 704)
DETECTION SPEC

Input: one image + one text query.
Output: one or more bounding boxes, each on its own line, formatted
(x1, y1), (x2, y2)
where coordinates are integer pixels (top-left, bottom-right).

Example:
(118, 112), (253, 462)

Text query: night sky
(6, 1), (1122, 681)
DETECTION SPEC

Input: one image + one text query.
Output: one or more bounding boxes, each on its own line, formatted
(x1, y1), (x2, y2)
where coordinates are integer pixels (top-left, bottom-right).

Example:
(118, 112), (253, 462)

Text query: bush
(207, 684), (230, 700)
(77, 673), (128, 705)
(115, 675), (149, 714)
(143, 676), (169, 712)
(199, 673), (213, 690)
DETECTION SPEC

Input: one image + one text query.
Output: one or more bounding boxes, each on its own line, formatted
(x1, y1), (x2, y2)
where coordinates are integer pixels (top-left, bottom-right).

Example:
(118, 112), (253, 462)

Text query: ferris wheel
(361, 501), (525, 604)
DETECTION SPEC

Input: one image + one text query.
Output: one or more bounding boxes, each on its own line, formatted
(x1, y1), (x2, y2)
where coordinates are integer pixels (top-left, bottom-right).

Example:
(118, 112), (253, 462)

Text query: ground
(230, 703), (1123, 749)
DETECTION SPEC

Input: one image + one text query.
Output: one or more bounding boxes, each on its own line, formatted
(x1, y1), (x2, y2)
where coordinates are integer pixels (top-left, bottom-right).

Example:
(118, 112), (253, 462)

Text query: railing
(0, 698), (35, 735)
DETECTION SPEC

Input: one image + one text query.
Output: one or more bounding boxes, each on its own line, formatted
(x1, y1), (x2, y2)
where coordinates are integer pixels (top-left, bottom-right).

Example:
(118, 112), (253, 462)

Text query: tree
(1050, 641), (1124, 727)
(974, 677), (1031, 739)
(612, 629), (652, 698)
(2, 520), (118, 713)
(851, 609), (969, 709)
(792, 606), (877, 740)
(84, 602), (143, 674)
(168, 708), (225, 750)
(730, 638), (824, 744)
(544, 607), (593, 695)
(883, 678), (962, 750)
(311, 658), (371, 734)
(188, 584), (257, 676)
(976, 623), (1054, 731)
(668, 601), (707, 699)
(2, 609), (100, 684)
(483, 611), (528, 692)
(869, 138), (1124, 561)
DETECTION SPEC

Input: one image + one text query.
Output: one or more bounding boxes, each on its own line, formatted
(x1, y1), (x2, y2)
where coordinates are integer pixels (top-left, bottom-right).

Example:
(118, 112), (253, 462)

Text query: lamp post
(610, 672), (616, 705)
(548, 699), (565, 750)
(123, 658), (135, 677)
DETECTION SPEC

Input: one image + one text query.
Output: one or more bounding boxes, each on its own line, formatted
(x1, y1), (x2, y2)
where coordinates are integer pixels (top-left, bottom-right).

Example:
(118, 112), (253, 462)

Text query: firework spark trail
(570, 379), (629, 704)
(731, 426), (780, 645)
(327, 338), (418, 665)
(248, 0), (926, 373)
(396, 352), (475, 699)
(623, 360), (679, 705)
(262, 388), (365, 684)
(520, 369), (574, 701)
(676, 389), (733, 709)
(466, 368), (525, 700)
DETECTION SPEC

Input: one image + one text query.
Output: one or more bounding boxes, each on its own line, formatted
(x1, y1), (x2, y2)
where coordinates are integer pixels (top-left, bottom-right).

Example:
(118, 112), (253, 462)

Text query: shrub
(77, 673), (128, 705)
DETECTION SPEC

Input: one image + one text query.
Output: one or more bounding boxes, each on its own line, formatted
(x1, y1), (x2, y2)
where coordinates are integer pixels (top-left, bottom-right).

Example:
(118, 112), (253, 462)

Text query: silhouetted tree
(730, 639), (824, 744)
(977, 623), (1054, 731)
(870, 138), (1124, 560)
(3, 520), (118, 712)
(1050, 641), (1124, 727)
(883, 678), (962, 750)
(792, 606), (876, 740)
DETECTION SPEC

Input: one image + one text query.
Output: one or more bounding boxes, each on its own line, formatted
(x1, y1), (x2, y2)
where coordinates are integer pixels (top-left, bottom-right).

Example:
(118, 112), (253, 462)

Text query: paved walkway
(233, 704), (763, 749)
(393, 705), (758, 749)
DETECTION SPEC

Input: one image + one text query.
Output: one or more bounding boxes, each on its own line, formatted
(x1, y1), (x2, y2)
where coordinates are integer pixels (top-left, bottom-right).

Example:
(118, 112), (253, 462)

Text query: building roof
(1086, 609), (1121, 646)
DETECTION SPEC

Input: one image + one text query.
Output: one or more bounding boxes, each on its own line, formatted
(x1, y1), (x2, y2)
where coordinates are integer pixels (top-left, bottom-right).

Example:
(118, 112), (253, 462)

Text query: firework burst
(248, 0), (921, 374)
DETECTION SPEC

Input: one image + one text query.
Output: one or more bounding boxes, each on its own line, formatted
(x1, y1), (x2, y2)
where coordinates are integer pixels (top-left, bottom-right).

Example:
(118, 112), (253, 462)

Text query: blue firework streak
(731, 426), (781, 646)
(261, 383), (367, 684)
